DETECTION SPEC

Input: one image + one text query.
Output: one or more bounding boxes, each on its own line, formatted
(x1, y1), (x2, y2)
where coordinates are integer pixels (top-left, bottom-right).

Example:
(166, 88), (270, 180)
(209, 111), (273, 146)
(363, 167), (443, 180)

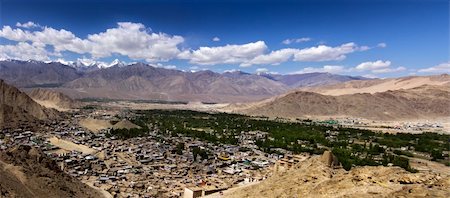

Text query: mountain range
(0, 60), (367, 102)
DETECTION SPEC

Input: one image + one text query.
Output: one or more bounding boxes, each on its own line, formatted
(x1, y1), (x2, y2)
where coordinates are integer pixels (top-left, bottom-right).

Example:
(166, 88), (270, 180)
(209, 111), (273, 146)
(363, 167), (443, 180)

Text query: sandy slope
(303, 74), (450, 96)
(48, 137), (96, 155)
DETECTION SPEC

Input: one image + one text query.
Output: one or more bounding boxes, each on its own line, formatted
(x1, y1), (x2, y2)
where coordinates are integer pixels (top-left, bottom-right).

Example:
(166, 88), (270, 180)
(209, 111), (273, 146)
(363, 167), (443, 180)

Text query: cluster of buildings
(0, 111), (281, 198)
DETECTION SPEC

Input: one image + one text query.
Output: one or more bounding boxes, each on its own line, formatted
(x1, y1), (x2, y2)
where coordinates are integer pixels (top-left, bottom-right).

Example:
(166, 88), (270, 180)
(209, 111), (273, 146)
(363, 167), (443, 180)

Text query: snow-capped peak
(52, 58), (128, 69)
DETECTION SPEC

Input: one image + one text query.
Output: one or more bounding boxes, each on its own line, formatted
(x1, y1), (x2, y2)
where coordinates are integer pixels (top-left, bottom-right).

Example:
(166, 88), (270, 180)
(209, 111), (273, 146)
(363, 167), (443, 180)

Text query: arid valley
(1, 0), (450, 197)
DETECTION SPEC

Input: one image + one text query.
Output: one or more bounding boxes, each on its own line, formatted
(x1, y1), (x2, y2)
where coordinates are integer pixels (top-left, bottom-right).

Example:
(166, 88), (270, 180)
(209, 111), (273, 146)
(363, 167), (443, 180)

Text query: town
(0, 108), (449, 197)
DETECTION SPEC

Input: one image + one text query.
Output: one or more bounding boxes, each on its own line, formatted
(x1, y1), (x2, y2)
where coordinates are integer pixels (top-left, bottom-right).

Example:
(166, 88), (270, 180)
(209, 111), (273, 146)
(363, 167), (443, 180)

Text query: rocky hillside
(238, 85), (450, 120)
(27, 88), (80, 111)
(0, 145), (103, 198)
(0, 80), (59, 129)
(218, 153), (450, 198)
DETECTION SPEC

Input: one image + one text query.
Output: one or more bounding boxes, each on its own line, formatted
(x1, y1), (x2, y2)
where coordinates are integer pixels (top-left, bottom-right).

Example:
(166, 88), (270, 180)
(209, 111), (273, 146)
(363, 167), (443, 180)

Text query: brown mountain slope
(0, 145), (103, 198)
(217, 154), (449, 198)
(0, 80), (59, 129)
(238, 85), (450, 120)
(302, 74), (450, 96)
(27, 88), (80, 111)
(61, 65), (289, 102)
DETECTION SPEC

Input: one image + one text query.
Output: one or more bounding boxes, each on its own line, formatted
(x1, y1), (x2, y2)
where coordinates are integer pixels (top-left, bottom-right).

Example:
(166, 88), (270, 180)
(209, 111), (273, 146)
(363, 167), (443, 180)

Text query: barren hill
(0, 80), (59, 129)
(217, 154), (450, 198)
(0, 145), (103, 198)
(28, 88), (80, 111)
(302, 74), (450, 96)
(112, 119), (141, 130)
(79, 118), (113, 133)
(238, 85), (450, 120)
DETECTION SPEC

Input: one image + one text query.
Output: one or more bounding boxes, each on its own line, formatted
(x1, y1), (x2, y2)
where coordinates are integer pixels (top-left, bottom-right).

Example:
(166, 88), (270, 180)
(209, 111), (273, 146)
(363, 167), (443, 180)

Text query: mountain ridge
(234, 84), (450, 120)
(0, 59), (367, 102)
(0, 80), (60, 129)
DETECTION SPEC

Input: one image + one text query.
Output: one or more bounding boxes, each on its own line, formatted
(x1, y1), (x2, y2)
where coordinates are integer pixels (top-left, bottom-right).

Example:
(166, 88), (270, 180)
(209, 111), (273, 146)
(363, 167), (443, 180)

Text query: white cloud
(256, 68), (268, 73)
(282, 37), (311, 45)
(353, 60), (407, 74)
(377, 42), (387, 48)
(418, 62), (450, 73)
(179, 41), (267, 65)
(0, 42), (49, 61)
(355, 60), (391, 71)
(86, 22), (184, 62)
(293, 42), (359, 62)
(0, 26), (32, 41)
(372, 66), (406, 74)
(0, 22), (184, 63)
(212, 37), (220, 42)
(241, 48), (298, 67)
(1, 22), (381, 70)
(16, 21), (40, 29)
(155, 63), (177, 69)
(291, 65), (346, 74)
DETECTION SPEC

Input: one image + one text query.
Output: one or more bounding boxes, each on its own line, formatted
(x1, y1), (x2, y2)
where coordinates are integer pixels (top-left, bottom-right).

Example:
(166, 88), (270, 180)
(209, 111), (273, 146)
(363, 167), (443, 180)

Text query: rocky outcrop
(220, 153), (450, 198)
(320, 150), (340, 168)
(0, 145), (103, 198)
(0, 80), (59, 128)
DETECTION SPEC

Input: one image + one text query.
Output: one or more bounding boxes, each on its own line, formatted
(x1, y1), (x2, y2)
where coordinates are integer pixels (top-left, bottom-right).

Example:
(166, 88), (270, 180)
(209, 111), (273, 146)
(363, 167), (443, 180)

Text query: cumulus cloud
(0, 22), (381, 69)
(16, 21), (41, 29)
(0, 22), (184, 62)
(282, 37), (311, 45)
(418, 62), (450, 73)
(86, 22), (184, 62)
(293, 42), (359, 62)
(352, 60), (407, 75)
(290, 60), (404, 75)
(291, 65), (346, 74)
(355, 60), (391, 71)
(0, 42), (49, 61)
(241, 48), (298, 67)
(179, 41), (267, 65)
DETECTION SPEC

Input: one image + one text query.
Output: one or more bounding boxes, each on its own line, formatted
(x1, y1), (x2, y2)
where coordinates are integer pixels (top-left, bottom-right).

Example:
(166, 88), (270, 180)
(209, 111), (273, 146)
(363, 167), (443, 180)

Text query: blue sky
(0, 0), (448, 77)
